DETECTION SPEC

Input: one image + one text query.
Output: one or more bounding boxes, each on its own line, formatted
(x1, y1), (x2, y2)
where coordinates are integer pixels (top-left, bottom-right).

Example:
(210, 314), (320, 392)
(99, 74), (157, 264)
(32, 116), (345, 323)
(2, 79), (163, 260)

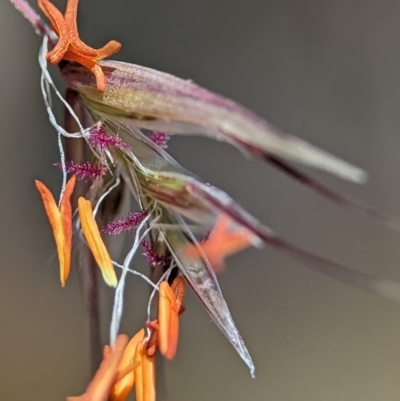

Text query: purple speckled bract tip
(61, 60), (366, 184)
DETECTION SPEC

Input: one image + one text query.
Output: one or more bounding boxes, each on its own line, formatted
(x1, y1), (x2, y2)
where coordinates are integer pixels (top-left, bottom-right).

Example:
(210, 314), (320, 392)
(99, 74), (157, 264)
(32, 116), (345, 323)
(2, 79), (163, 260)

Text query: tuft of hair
(88, 123), (130, 151)
(141, 240), (169, 268)
(101, 210), (148, 235)
(149, 132), (170, 149)
(54, 161), (108, 181)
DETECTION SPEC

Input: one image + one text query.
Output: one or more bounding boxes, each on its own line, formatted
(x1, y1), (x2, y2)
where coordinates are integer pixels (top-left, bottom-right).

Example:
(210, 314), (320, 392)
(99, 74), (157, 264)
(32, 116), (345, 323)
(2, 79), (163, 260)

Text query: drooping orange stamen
(59, 176), (76, 284)
(134, 342), (156, 401)
(37, 0), (121, 92)
(145, 277), (186, 358)
(109, 329), (145, 401)
(171, 276), (185, 312)
(35, 176), (76, 286)
(183, 214), (256, 271)
(141, 345), (156, 401)
(78, 197), (117, 287)
(144, 321), (159, 358)
(67, 334), (129, 401)
(158, 280), (180, 360)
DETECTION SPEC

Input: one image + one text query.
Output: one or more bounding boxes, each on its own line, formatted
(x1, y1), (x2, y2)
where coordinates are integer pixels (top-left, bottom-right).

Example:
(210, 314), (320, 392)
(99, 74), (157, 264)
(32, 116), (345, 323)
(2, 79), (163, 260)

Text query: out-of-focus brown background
(2, 0), (400, 400)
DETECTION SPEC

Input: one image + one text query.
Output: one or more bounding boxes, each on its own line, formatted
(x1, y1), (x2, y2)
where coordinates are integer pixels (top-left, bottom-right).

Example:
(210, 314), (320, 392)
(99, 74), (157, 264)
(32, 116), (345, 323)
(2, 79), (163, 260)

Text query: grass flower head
(9, 0), (400, 398)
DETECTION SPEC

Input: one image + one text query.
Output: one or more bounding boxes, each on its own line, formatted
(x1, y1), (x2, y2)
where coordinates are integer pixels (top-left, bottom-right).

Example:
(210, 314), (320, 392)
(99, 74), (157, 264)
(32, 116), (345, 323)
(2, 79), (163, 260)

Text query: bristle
(149, 132), (170, 149)
(141, 240), (169, 268)
(101, 210), (148, 235)
(88, 123), (130, 151)
(54, 161), (108, 181)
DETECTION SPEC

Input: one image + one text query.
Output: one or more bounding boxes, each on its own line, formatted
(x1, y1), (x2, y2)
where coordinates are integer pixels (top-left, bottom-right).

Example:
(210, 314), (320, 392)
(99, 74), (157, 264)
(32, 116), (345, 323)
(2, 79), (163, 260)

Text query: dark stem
(64, 89), (103, 375)
(80, 253), (103, 374)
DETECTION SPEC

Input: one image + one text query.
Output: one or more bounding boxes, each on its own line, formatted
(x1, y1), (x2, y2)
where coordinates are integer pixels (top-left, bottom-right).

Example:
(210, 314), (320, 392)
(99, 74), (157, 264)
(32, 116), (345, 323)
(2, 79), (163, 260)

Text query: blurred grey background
(2, 0), (400, 400)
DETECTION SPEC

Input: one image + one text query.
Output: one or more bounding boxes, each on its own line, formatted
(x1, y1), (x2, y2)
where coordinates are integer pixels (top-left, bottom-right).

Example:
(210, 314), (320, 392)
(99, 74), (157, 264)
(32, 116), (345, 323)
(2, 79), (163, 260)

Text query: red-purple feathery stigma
(88, 123), (130, 151)
(54, 161), (108, 181)
(101, 210), (148, 235)
(149, 132), (170, 149)
(141, 240), (169, 268)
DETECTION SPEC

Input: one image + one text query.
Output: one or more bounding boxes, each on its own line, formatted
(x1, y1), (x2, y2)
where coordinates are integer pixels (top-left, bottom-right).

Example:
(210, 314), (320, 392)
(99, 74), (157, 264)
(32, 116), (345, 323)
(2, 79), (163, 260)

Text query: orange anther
(134, 342), (156, 401)
(158, 281), (179, 360)
(145, 277), (186, 359)
(67, 334), (129, 401)
(78, 197), (117, 287)
(170, 276), (185, 313)
(144, 321), (159, 358)
(184, 214), (255, 271)
(35, 175), (76, 286)
(109, 329), (145, 401)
